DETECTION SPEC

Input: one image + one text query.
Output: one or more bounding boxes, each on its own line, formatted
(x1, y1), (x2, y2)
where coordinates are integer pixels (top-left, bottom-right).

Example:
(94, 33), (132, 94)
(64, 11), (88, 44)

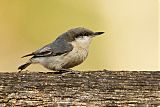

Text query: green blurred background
(0, 0), (158, 72)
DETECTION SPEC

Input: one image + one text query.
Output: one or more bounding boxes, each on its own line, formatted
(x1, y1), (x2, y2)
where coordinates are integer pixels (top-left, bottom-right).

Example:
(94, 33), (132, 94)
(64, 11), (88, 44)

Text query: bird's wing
(49, 38), (73, 56)
(22, 39), (73, 58)
(32, 44), (53, 57)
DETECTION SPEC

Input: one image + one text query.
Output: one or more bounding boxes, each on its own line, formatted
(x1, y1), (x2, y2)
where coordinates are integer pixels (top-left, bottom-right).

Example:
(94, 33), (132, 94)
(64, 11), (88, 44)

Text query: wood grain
(0, 70), (160, 106)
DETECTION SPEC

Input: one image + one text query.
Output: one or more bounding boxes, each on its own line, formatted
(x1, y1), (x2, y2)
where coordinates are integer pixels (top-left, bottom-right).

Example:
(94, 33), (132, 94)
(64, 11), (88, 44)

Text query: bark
(0, 70), (160, 107)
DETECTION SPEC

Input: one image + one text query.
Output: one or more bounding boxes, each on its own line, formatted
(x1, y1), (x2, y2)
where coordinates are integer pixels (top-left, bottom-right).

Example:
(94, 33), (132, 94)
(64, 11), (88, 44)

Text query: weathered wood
(0, 70), (160, 107)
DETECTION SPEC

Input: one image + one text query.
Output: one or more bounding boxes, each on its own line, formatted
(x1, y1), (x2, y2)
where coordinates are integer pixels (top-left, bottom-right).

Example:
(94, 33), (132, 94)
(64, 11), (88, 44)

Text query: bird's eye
(76, 33), (83, 38)
(75, 32), (91, 38)
(84, 33), (88, 36)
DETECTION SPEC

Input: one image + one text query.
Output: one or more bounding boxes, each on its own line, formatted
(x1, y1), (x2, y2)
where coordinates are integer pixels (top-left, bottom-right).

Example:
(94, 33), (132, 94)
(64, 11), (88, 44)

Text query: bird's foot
(54, 69), (79, 74)
(18, 70), (29, 73)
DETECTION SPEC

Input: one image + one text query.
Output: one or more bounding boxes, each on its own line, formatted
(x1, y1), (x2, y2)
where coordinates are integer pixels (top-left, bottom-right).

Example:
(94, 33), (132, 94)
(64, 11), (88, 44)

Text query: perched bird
(18, 27), (104, 72)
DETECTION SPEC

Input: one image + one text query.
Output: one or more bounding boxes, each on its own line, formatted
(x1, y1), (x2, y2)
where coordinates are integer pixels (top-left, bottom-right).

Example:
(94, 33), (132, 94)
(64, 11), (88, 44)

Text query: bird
(18, 27), (104, 72)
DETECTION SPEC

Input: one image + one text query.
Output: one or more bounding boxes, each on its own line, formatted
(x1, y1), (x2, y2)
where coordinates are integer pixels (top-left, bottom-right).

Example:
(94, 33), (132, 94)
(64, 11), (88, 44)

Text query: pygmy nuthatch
(18, 27), (104, 72)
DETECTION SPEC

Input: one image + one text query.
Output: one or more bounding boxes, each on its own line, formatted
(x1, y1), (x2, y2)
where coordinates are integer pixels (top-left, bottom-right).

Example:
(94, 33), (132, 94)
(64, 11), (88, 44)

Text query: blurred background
(0, 0), (158, 72)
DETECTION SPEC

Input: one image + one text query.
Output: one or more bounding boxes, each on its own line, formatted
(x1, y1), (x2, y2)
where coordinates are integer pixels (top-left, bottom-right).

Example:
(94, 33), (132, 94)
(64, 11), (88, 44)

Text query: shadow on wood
(0, 70), (160, 106)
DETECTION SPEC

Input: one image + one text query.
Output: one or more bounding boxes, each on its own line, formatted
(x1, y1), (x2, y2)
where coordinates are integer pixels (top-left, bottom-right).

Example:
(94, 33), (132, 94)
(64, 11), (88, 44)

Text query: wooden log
(0, 70), (160, 106)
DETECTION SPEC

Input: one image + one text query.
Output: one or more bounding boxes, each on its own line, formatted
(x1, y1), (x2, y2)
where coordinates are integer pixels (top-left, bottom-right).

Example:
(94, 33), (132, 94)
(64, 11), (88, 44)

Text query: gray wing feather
(32, 38), (73, 57)
(33, 44), (52, 57)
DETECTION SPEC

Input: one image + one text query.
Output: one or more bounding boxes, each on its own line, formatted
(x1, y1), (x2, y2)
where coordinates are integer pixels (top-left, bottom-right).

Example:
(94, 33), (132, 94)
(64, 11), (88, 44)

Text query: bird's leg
(53, 69), (76, 74)
(53, 69), (71, 74)
(59, 69), (81, 75)
(59, 68), (74, 72)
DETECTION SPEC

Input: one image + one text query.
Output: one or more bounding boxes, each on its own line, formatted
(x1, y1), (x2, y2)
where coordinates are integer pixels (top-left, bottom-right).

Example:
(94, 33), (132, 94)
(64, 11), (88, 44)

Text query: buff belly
(31, 47), (88, 70)
(31, 36), (91, 70)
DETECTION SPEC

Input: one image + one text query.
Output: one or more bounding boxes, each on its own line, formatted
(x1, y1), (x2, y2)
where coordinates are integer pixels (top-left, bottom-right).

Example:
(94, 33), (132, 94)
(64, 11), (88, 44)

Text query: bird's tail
(18, 62), (31, 71)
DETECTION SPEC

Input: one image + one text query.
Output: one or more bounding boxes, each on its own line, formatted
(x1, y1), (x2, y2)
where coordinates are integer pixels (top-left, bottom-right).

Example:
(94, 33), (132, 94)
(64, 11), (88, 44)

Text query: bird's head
(64, 27), (104, 45)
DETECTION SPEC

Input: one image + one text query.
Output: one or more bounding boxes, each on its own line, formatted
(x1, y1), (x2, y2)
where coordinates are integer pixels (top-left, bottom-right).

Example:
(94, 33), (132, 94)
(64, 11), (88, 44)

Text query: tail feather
(18, 62), (31, 70)
(21, 53), (34, 58)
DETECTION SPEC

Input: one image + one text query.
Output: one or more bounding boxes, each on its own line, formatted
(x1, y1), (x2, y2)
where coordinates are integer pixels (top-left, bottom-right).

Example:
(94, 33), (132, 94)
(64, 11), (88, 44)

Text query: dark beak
(94, 32), (105, 36)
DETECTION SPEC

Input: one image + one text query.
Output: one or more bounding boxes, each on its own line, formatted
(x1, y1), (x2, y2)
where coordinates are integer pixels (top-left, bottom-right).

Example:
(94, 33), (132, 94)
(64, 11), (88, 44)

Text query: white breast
(61, 36), (92, 69)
